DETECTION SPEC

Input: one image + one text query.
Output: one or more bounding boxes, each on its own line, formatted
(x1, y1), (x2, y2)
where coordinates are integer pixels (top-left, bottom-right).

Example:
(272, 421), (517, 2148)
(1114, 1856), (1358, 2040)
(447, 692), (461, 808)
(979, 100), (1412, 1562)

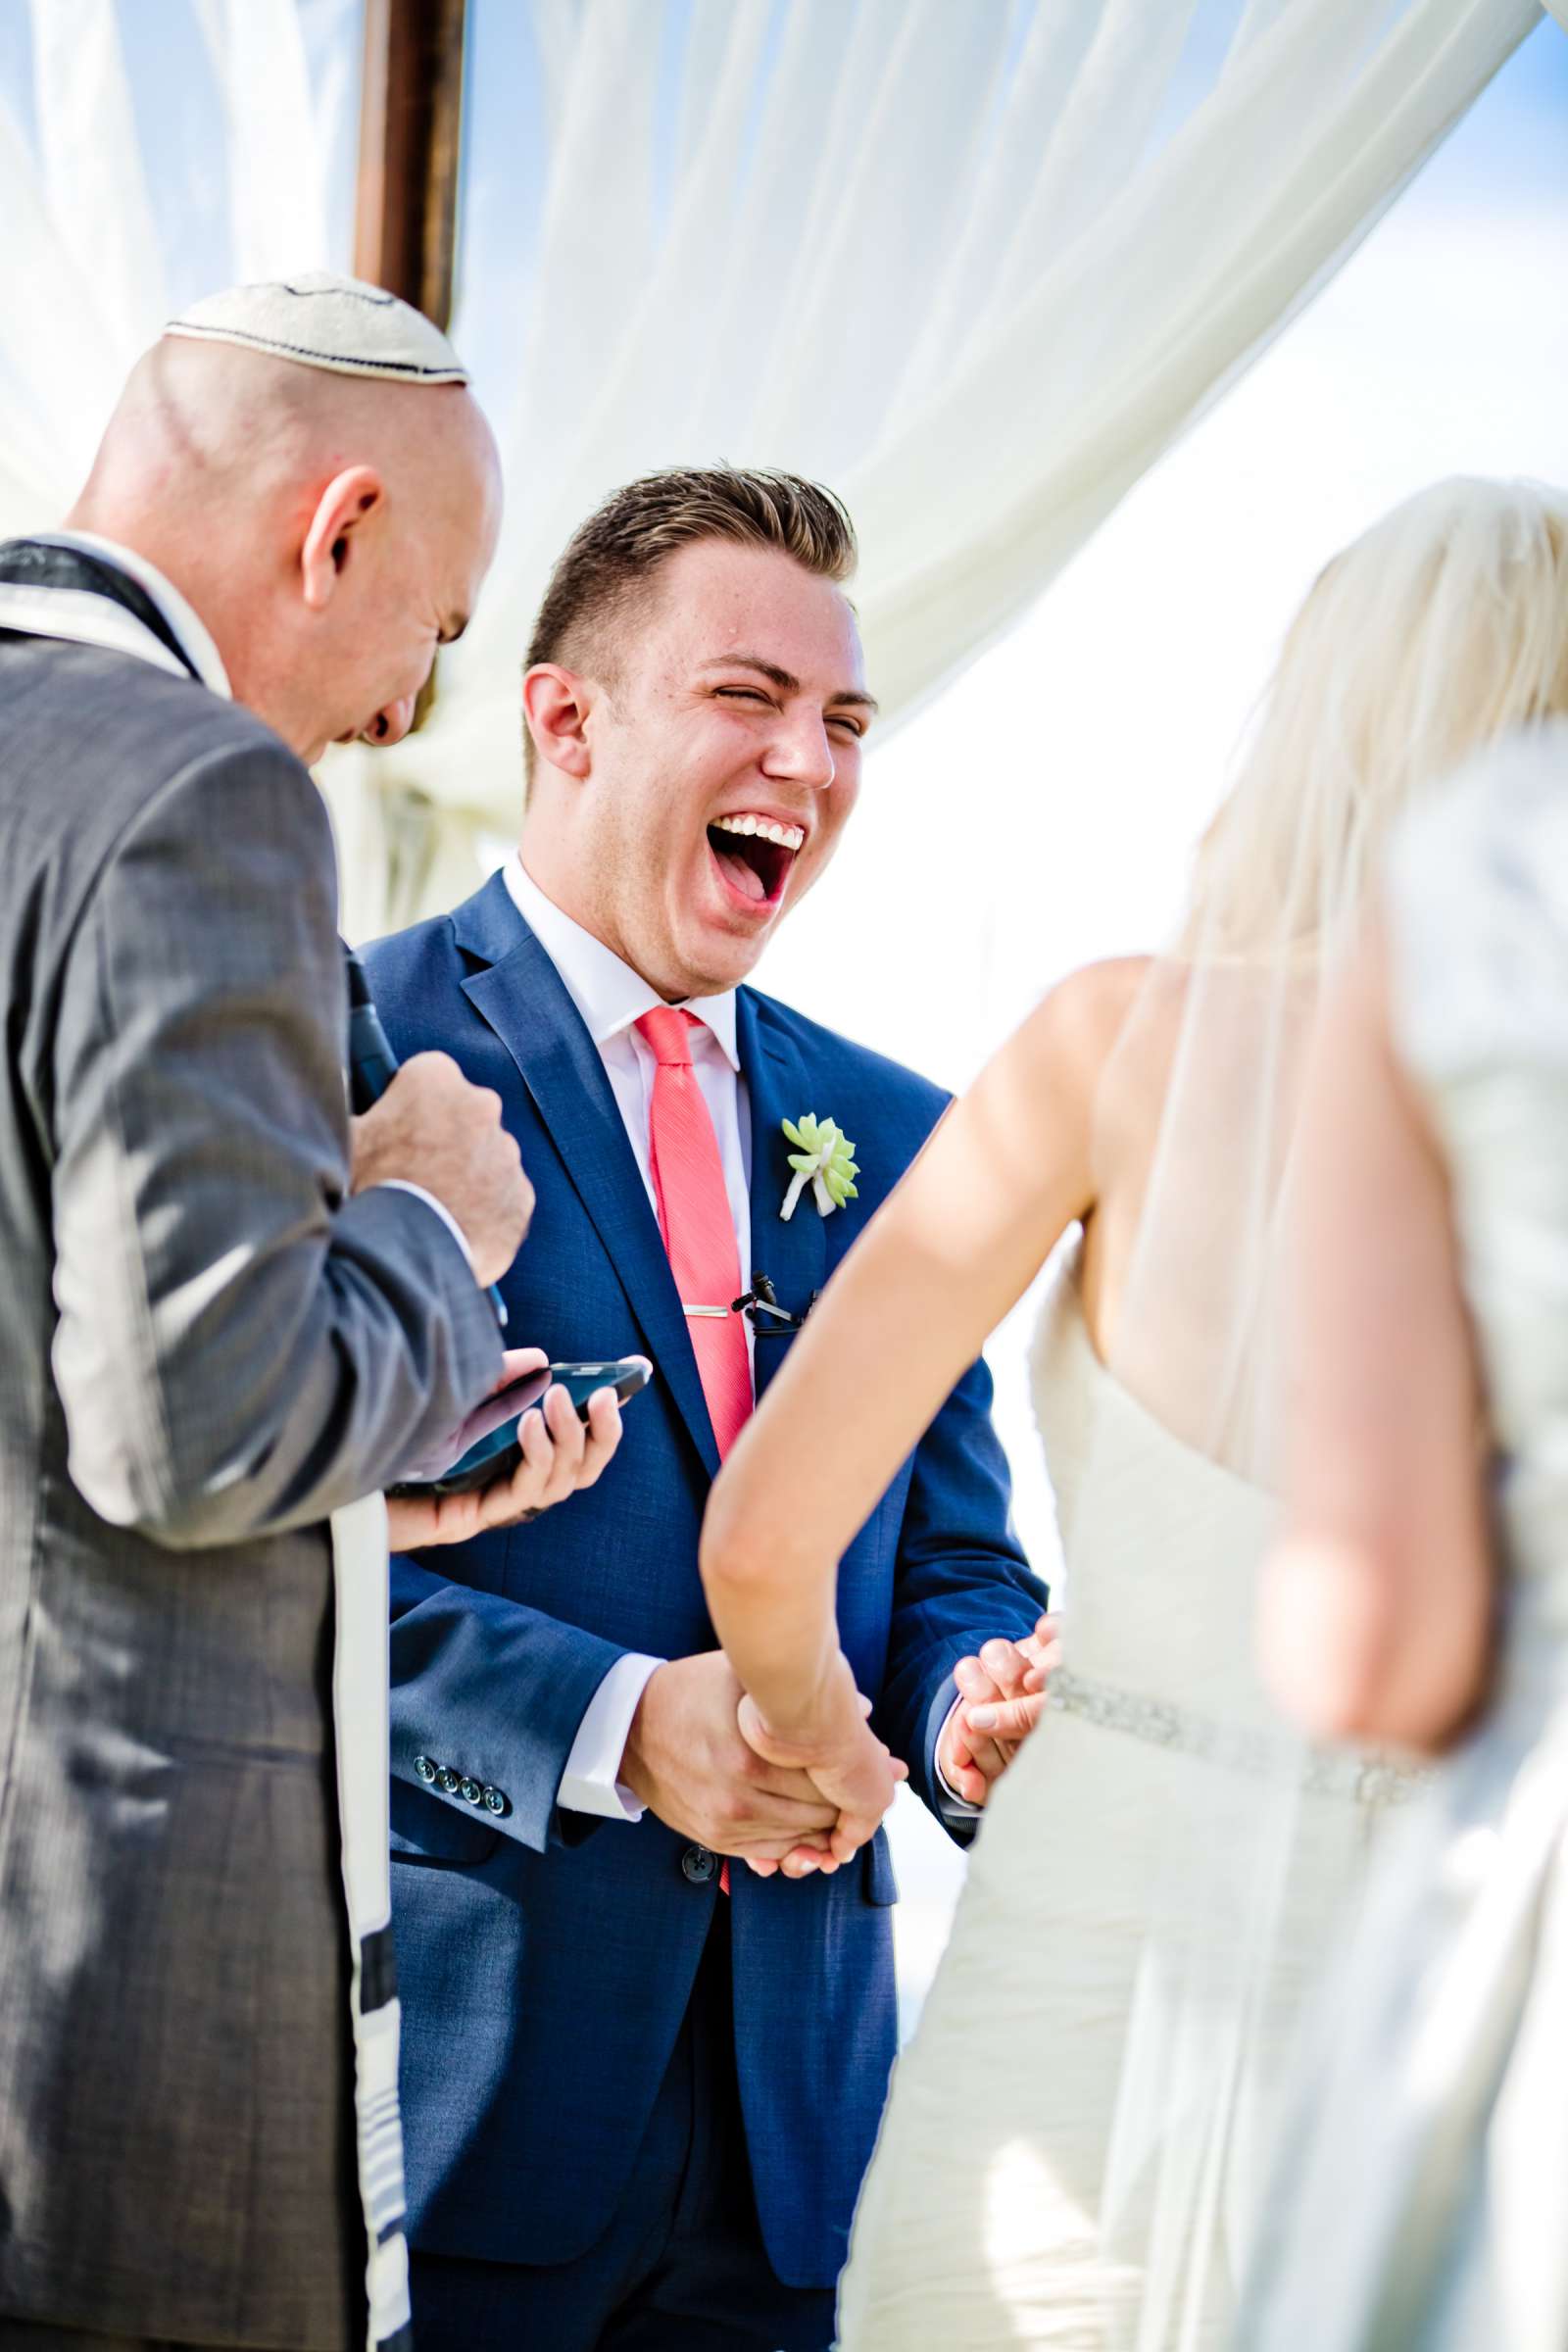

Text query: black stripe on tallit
(360, 1922), (399, 2013)
(0, 539), (200, 678)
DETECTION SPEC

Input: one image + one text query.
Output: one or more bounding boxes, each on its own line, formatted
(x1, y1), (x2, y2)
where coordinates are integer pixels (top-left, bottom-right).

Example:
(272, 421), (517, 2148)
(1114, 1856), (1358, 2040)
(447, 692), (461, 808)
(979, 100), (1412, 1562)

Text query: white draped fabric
(0, 0), (1547, 937)
(0, 0), (359, 519)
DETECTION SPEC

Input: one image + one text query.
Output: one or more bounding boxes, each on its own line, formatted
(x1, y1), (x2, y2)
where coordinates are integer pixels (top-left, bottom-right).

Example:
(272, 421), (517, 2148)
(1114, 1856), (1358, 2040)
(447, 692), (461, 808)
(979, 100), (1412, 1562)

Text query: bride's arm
(1258, 922), (1492, 1754)
(700, 962), (1117, 1750)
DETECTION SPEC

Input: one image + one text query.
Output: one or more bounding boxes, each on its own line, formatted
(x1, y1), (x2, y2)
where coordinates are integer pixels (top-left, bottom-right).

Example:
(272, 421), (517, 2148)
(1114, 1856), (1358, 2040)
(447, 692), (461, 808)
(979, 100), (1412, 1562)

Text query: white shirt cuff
(557, 1652), (665, 1820)
(380, 1178), (476, 1272)
(935, 1691), (981, 1815)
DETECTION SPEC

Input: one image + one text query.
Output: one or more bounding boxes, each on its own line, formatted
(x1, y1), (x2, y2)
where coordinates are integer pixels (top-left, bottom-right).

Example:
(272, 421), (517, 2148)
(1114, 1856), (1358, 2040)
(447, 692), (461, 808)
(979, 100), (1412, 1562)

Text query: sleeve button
(460, 1778), (482, 1804)
(481, 1786), (507, 1816)
(414, 1755), (437, 1785)
(437, 1766), (461, 1794)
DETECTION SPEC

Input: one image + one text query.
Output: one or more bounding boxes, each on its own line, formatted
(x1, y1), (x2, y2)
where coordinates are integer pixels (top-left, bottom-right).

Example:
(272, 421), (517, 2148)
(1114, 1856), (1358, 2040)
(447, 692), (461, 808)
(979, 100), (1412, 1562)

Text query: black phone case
(393, 1357), (651, 1498)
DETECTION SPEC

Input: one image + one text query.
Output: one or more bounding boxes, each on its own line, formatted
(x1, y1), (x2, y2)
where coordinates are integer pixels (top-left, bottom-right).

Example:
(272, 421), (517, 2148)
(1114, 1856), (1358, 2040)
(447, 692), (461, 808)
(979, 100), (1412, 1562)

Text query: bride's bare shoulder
(1014, 956), (1155, 1078)
(1054, 955), (1156, 1024)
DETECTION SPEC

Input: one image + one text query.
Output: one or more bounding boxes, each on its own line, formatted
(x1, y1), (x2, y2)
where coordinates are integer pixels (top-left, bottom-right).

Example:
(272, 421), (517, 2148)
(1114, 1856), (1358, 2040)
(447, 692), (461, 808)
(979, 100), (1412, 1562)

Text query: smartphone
(391, 1355), (652, 1499)
(547, 1357), (654, 1421)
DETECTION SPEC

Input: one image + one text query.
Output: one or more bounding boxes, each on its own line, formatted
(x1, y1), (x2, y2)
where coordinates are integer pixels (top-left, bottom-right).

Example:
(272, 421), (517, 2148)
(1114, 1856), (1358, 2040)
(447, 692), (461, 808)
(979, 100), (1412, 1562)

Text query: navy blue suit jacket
(364, 874), (1042, 2288)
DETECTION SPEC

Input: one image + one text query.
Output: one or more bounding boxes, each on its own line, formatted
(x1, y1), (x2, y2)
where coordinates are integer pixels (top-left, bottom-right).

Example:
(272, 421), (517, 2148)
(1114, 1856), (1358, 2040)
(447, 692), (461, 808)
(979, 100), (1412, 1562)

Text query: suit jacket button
(437, 1766), (461, 1794)
(681, 1844), (717, 1886)
(460, 1778), (482, 1805)
(481, 1786), (507, 1815)
(414, 1756), (437, 1785)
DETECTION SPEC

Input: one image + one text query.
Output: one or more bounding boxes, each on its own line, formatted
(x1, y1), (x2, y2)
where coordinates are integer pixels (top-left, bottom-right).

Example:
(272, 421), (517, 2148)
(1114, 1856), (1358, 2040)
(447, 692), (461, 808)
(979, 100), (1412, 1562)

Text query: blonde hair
(1185, 477), (1568, 958)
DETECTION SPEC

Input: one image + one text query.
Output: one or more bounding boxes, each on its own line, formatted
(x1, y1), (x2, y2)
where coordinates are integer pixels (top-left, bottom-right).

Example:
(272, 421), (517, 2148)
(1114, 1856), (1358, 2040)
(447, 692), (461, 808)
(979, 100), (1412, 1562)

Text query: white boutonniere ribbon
(780, 1113), (859, 1221)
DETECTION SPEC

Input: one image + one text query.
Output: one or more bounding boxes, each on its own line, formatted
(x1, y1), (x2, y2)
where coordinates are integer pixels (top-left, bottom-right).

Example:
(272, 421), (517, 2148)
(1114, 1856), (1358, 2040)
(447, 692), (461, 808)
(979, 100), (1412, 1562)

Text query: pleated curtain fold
(0, 0), (1545, 935)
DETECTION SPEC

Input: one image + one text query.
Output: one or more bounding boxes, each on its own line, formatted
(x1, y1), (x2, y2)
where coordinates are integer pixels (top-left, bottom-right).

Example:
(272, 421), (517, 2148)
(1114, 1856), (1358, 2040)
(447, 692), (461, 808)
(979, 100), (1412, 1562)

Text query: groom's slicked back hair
(523, 466), (857, 775)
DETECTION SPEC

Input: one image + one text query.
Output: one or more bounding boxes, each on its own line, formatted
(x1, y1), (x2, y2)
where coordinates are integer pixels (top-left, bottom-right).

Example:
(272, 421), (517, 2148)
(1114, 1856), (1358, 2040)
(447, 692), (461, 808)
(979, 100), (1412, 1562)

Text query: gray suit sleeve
(48, 732), (503, 1547)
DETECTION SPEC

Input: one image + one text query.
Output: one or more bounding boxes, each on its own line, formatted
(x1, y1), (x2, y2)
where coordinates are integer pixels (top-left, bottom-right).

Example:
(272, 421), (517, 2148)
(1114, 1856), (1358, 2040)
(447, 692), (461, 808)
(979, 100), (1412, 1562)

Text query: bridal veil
(1064, 475), (1568, 2348)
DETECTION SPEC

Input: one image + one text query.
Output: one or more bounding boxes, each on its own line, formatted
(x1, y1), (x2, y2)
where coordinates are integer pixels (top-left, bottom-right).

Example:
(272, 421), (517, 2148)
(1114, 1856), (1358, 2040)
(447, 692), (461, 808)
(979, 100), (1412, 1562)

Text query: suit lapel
(739, 992), (828, 1410)
(454, 878), (721, 1478)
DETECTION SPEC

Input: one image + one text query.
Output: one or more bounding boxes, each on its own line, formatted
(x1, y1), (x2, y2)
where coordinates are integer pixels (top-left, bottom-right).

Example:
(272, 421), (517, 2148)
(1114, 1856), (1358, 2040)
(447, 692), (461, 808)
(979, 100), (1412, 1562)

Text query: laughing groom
(363, 468), (1045, 2350)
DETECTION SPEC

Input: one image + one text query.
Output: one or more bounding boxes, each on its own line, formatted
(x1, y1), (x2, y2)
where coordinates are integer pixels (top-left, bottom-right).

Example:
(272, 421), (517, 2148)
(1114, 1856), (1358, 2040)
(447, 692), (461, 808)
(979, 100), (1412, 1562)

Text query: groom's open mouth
(706, 810), (806, 913)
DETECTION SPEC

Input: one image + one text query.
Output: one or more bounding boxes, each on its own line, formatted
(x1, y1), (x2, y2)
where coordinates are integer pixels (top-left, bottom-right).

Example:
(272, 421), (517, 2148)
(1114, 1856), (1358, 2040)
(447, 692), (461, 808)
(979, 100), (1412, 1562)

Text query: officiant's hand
(938, 1615), (1062, 1804)
(620, 1650), (842, 1872)
(385, 1351), (624, 1548)
(350, 1051), (533, 1286)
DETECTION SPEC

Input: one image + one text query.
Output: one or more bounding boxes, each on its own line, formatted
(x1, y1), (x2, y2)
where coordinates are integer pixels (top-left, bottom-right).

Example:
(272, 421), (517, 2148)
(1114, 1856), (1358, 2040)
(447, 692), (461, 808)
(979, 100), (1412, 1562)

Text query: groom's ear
(523, 662), (594, 782)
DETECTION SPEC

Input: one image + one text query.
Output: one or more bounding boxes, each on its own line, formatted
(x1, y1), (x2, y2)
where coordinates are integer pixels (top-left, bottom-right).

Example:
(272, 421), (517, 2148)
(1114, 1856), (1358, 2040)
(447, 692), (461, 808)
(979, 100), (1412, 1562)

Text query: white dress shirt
(504, 855), (754, 1819)
(504, 856), (979, 1823)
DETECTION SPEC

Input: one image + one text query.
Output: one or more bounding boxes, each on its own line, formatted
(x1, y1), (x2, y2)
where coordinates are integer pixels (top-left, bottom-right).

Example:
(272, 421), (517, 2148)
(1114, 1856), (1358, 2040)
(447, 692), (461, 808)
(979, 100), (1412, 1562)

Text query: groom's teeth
(711, 813), (805, 852)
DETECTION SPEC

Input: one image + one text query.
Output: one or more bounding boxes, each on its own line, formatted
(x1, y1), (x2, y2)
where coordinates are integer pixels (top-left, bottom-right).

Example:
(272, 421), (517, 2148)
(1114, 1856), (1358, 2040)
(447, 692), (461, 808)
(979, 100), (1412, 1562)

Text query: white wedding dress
(837, 1237), (1416, 2351)
(1240, 739), (1568, 2351)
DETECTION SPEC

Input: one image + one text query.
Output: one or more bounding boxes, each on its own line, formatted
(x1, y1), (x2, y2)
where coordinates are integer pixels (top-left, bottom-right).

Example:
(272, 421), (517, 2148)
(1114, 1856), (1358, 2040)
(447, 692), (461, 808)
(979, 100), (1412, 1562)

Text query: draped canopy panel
(0, 0), (1547, 934)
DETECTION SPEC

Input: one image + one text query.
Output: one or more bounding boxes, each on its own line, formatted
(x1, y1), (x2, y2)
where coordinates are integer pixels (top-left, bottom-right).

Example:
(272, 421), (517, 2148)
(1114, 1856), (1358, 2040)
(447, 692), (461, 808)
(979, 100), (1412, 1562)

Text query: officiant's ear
(299, 466), (386, 612)
(522, 662), (594, 781)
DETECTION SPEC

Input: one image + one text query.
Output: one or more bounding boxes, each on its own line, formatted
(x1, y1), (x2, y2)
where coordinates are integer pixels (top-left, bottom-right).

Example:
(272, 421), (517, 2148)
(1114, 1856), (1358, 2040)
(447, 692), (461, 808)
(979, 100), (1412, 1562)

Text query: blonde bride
(700, 478), (1568, 2348)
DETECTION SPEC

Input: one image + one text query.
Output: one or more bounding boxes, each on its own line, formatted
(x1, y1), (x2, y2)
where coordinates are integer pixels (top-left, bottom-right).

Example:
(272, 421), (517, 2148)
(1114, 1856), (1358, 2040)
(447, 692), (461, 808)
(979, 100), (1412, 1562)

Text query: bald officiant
(0, 275), (614, 2352)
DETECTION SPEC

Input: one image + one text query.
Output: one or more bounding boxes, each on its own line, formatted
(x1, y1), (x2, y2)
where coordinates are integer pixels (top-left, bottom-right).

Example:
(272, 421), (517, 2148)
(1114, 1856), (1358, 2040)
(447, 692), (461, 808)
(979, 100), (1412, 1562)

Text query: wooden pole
(353, 0), (470, 749)
(353, 0), (468, 330)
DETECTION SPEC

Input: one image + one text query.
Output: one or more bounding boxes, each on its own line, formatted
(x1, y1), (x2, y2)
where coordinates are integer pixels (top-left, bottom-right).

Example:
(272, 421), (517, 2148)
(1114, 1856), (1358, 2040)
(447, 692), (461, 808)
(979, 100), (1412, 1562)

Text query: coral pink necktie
(636, 1007), (754, 1897)
(635, 1007), (754, 1459)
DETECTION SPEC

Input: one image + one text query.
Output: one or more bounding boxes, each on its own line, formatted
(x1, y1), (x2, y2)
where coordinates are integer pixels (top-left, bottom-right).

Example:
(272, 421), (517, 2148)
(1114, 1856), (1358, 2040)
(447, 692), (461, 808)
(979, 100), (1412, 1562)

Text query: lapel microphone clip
(731, 1272), (817, 1340)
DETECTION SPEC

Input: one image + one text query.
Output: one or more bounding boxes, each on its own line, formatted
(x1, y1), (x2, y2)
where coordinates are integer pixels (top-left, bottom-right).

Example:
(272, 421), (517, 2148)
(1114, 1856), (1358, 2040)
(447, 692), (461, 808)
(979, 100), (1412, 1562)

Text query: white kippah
(165, 270), (467, 384)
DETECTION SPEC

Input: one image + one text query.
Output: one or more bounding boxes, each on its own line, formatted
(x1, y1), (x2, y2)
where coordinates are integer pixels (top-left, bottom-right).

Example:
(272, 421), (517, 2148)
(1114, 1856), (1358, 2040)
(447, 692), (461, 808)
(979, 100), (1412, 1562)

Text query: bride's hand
(736, 1667), (907, 1871)
(940, 1614), (1063, 1803)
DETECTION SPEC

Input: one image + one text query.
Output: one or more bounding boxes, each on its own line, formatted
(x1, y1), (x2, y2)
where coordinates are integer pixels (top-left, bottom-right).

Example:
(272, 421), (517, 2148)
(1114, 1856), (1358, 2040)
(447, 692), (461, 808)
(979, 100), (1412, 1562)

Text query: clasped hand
(745, 1611), (1063, 1874)
(736, 1664), (908, 1874)
(620, 1621), (1062, 1885)
(937, 1614), (1062, 1806)
(620, 1650), (903, 1881)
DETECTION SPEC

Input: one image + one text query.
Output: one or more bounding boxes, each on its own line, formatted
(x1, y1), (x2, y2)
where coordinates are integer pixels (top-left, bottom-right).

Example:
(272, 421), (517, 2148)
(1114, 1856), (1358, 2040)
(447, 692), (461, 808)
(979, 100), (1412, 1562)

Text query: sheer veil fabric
(839, 480), (1568, 2352)
(1071, 478), (1568, 2347)
(1239, 723), (1568, 2350)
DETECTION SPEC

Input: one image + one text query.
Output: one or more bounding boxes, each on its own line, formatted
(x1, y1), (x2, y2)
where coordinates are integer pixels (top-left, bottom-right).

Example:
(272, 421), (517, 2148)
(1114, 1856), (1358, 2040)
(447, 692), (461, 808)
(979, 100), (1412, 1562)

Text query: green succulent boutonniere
(780, 1112), (859, 1221)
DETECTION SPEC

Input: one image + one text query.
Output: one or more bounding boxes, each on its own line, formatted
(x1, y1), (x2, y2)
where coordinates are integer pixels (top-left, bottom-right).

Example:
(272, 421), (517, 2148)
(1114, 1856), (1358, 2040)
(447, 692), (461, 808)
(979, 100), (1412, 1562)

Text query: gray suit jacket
(0, 634), (501, 2347)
